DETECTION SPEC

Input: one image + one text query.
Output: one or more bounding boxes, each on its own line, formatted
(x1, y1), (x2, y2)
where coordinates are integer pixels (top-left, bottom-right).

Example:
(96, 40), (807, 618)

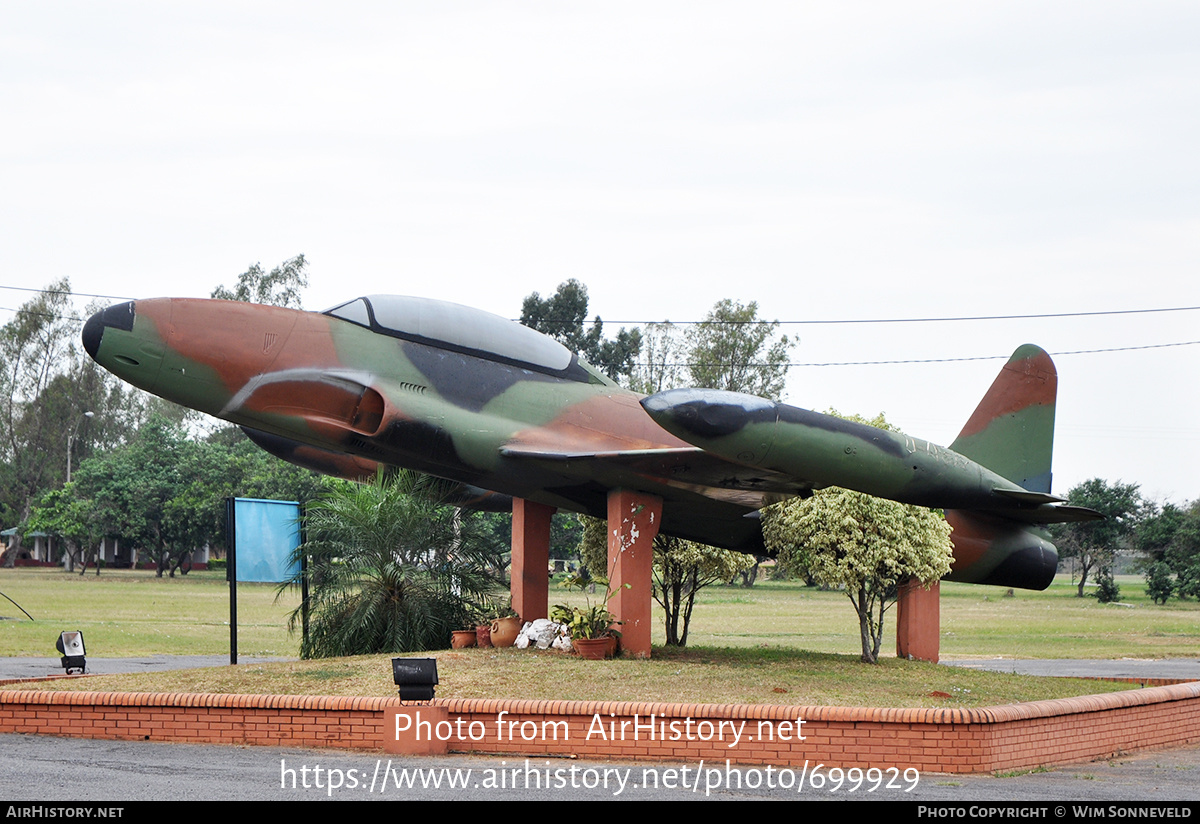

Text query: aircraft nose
(82, 300), (136, 361)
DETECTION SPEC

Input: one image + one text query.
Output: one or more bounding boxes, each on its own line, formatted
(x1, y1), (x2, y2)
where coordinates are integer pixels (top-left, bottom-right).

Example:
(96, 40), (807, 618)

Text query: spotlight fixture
(56, 631), (86, 674)
(392, 658), (438, 702)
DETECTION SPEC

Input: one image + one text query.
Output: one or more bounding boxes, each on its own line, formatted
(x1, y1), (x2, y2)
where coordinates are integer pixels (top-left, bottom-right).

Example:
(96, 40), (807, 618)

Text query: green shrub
(1144, 562), (1174, 605)
(1094, 571), (1121, 604)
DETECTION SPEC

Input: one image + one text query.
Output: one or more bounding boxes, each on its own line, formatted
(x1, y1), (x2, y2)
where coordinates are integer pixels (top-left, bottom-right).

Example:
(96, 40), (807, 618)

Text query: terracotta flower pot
(490, 616), (522, 648)
(450, 630), (477, 649)
(475, 624), (493, 648)
(572, 637), (611, 660)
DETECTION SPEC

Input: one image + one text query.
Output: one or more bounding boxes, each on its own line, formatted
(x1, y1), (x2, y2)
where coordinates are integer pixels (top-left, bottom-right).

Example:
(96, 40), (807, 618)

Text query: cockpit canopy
(323, 295), (594, 380)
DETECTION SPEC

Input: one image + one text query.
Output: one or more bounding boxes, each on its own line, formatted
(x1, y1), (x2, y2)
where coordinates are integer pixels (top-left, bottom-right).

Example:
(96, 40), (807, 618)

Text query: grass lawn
(1, 567), (1196, 708)
(0, 567), (297, 657)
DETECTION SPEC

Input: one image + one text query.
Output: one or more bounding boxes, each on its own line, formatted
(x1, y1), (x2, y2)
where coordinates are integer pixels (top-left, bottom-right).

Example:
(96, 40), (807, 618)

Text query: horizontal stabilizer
(1031, 504), (1105, 524)
(990, 502), (1105, 525)
(992, 488), (1066, 505)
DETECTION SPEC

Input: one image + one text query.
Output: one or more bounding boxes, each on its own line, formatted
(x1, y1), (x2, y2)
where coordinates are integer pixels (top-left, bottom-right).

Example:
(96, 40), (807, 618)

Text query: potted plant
(474, 607), (493, 648)
(552, 603), (620, 659)
(489, 600), (522, 648)
(551, 577), (626, 659)
(451, 621), (478, 649)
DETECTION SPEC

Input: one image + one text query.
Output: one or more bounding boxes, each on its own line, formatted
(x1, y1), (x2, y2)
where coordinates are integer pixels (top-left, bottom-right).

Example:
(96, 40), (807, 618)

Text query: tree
(1053, 479), (1143, 598)
(1136, 501), (1186, 563)
(628, 321), (686, 395)
(211, 254), (309, 309)
(25, 484), (103, 574)
(576, 514), (753, 647)
(764, 485), (953, 664)
(685, 299), (794, 401)
(650, 536), (753, 646)
(1, 280), (81, 523)
(29, 417), (325, 577)
(0, 285), (144, 549)
(283, 471), (506, 658)
(69, 416), (192, 577)
(519, 279), (642, 381)
(1137, 499), (1200, 602)
(632, 299), (798, 592)
(761, 412), (953, 664)
(1163, 502), (1200, 600)
(1144, 562), (1174, 605)
(1094, 570), (1121, 604)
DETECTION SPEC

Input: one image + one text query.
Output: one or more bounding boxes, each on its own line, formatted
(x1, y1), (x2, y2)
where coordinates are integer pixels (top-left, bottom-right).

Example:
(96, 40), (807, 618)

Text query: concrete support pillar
(896, 579), (940, 663)
(606, 489), (662, 659)
(511, 498), (556, 623)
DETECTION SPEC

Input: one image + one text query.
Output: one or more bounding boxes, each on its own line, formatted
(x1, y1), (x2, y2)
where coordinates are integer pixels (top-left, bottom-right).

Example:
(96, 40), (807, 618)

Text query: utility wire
(782, 339), (1200, 367)
(556, 305), (1200, 326)
(633, 340), (1200, 368)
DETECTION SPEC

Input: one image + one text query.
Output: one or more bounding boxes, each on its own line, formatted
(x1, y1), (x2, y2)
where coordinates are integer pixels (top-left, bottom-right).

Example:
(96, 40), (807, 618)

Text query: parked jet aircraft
(82, 295), (1098, 591)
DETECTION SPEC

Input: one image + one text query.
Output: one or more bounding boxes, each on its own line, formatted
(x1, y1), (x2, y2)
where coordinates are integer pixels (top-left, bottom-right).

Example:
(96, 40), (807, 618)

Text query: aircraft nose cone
(82, 301), (136, 361)
(641, 388), (776, 438)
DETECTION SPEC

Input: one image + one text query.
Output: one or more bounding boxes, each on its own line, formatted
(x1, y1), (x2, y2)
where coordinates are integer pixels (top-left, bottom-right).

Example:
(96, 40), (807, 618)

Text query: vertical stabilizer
(949, 344), (1057, 493)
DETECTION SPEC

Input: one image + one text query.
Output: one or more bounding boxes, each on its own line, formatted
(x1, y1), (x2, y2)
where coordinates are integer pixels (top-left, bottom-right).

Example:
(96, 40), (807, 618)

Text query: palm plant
(282, 470), (505, 658)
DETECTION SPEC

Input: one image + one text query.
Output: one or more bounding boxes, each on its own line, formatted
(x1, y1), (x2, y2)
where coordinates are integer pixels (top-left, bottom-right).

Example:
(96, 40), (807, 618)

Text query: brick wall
(3, 681), (1199, 774)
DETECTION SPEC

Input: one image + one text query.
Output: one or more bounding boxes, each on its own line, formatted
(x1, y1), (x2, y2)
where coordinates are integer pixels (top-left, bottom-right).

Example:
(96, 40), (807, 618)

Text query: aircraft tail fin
(949, 344), (1057, 493)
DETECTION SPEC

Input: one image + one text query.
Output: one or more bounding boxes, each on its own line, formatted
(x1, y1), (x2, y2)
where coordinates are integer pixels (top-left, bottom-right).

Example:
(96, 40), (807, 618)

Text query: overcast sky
(3, 1), (1198, 503)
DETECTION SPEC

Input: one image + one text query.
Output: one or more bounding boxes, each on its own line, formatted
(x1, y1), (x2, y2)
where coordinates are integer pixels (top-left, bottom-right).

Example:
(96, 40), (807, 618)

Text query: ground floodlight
(392, 658), (438, 702)
(56, 631), (86, 674)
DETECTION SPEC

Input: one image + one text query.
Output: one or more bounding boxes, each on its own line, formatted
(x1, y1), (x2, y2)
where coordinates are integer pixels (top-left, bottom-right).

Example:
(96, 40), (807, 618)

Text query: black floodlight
(56, 630), (86, 674)
(392, 658), (438, 702)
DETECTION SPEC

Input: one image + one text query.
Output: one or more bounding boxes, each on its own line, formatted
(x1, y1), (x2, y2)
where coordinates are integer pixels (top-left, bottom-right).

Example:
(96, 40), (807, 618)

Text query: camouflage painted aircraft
(82, 295), (1099, 591)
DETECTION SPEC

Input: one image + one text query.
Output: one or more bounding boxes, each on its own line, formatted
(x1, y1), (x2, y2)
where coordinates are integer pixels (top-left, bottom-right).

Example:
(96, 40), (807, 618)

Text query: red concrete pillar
(606, 489), (662, 659)
(896, 579), (940, 663)
(511, 498), (556, 623)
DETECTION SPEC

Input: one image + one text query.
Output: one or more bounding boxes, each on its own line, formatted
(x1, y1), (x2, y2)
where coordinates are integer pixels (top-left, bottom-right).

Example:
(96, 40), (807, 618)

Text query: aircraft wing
(498, 444), (816, 509)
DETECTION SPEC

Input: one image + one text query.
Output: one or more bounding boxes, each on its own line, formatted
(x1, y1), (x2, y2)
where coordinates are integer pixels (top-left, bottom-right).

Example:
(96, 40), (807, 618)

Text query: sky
(3, 1), (1198, 503)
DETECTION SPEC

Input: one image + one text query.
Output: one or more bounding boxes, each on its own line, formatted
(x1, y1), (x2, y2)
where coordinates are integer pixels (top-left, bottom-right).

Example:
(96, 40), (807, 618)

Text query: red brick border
(3, 681), (1200, 773)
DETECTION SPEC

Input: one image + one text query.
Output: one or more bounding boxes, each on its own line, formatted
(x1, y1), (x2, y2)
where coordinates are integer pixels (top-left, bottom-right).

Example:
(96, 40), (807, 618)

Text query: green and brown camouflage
(641, 344), (1098, 587)
(641, 345), (1071, 517)
(83, 295), (1098, 591)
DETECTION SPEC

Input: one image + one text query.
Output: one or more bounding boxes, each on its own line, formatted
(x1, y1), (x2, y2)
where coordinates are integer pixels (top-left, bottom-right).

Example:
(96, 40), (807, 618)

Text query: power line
(781, 339), (1200, 367)
(0, 307), (87, 323)
(0, 285), (135, 302)
(538, 305), (1200, 326)
(635, 340), (1200, 369)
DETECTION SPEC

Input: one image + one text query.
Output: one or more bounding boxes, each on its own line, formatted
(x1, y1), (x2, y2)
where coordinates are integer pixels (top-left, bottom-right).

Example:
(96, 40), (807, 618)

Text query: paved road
(945, 657), (1200, 681)
(5, 655), (1198, 682)
(1, 732), (1198, 802)
(0, 654), (288, 682)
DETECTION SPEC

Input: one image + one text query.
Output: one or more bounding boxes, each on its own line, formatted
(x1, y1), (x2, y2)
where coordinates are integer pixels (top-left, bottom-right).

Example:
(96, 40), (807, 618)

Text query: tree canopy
(1137, 499), (1200, 602)
(519, 279), (642, 381)
(685, 299), (794, 401)
(211, 254), (309, 309)
(1, 282), (142, 529)
(1052, 478), (1144, 597)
